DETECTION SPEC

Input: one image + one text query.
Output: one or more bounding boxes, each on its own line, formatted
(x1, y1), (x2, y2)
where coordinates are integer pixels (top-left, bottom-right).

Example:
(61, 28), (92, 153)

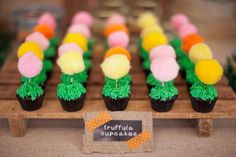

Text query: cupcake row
(16, 12), (58, 111)
(101, 13), (132, 111)
(56, 11), (94, 112)
(170, 13), (224, 113)
(136, 12), (180, 112)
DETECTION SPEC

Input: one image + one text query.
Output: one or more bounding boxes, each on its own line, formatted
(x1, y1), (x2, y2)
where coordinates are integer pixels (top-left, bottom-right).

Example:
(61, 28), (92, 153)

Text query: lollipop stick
(70, 75), (74, 83)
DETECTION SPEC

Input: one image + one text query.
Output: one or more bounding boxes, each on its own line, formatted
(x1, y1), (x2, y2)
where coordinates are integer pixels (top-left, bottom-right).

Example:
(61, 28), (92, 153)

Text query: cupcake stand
(0, 27), (236, 138)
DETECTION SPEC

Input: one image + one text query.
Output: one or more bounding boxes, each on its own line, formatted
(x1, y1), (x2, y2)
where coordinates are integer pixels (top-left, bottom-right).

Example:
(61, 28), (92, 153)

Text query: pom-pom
(107, 31), (129, 48)
(104, 46), (131, 61)
(106, 13), (126, 27)
(63, 33), (88, 52)
(137, 12), (157, 29)
(182, 34), (204, 53)
(104, 24), (129, 37)
(71, 11), (93, 27)
(18, 52), (42, 78)
(25, 32), (49, 51)
(58, 43), (83, 57)
(189, 43), (213, 64)
(33, 24), (55, 39)
(37, 12), (56, 29)
(149, 45), (176, 61)
(170, 13), (189, 30)
(151, 57), (179, 82)
(67, 24), (91, 39)
(57, 51), (85, 75)
(17, 42), (44, 60)
(178, 23), (198, 39)
(101, 54), (130, 79)
(142, 33), (168, 52)
(195, 59), (223, 85)
(141, 25), (163, 38)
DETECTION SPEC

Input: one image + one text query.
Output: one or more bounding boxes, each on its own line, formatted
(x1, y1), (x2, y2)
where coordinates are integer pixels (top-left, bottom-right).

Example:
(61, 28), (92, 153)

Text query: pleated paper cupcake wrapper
(16, 94), (44, 111)
(150, 95), (178, 112)
(59, 94), (86, 112)
(102, 95), (130, 111)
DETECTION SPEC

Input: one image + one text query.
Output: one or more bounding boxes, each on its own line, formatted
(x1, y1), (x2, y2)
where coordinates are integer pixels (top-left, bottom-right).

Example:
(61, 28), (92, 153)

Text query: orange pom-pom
(104, 46), (131, 61)
(182, 34), (204, 53)
(104, 24), (129, 37)
(34, 24), (55, 39)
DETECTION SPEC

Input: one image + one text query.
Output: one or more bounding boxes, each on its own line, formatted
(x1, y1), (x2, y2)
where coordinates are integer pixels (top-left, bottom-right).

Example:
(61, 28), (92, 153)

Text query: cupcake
(57, 51), (86, 112)
(16, 52), (44, 111)
(190, 59), (223, 113)
(101, 49), (131, 111)
(149, 57), (179, 112)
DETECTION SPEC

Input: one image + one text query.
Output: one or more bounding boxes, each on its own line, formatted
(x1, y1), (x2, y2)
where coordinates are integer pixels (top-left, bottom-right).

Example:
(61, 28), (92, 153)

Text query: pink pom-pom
(67, 24), (91, 39)
(25, 32), (49, 51)
(18, 52), (42, 78)
(149, 45), (176, 61)
(107, 31), (129, 48)
(170, 13), (189, 31)
(37, 12), (56, 29)
(150, 57), (179, 82)
(71, 11), (93, 27)
(58, 43), (83, 57)
(105, 13), (126, 27)
(178, 23), (198, 39)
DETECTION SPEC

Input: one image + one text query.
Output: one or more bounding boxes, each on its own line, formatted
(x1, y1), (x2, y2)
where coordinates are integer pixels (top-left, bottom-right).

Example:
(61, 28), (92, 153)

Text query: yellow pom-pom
(101, 54), (130, 79)
(57, 51), (85, 75)
(195, 59), (223, 85)
(142, 33), (168, 52)
(63, 33), (88, 52)
(137, 12), (158, 30)
(17, 42), (44, 60)
(189, 43), (213, 64)
(141, 25), (163, 38)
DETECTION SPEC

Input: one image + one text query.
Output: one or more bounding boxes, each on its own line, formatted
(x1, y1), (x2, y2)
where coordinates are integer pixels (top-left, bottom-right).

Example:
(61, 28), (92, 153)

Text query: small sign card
(83, 111), (153, 154)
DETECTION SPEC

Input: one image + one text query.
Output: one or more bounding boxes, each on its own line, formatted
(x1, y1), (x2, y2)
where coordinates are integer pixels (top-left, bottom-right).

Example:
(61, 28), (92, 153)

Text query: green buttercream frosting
(42, 59), (53, 72)
(185, 69), (199, 84)
(190, 82), (218, 101)
(16, 82), (44, 100)
(102, 83), (130, 99)
(50, 37), (59, 46)
(61, 71), (88, 84)
(146, 73), (174, 86)
(21, 72), (47, 86)
(169, 37), (182, 49)
(88, 38), (95, 50)
(178, 55), (194, 70)
(83, 50), (92, 58)
(142, 59), (151, 71)
(175, 47), (185, 58)
(44, 46), (56, 58)
(84, 59), (92, 70)
(149, 83), (178, 101)
(105, 74), (132, 86)
(137, 38), (149, 60)
(57, 82), (86, 100)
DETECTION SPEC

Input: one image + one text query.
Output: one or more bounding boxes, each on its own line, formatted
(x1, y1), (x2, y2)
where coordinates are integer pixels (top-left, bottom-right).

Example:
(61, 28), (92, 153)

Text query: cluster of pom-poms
(170, 13), (223, 85)
(101, 13), (131, 79)
(17, 12), (57, 78)
(57, 11), (93, 75)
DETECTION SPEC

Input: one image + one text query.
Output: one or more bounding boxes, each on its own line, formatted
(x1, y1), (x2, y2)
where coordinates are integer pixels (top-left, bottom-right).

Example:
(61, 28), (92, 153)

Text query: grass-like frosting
(16, 82), (44, 100)
(190, 82), (218, 101)
(102, 82), (130, 99)
(21, 72), (47, 86)
(142, 59), (151, 71)
(146, 73), (174, 86)
(50, 37), (59, 47)
(61, 71), (88, 84)
(105, 74), (132, 86)
(84, 58), (92, 70)
(42, 59), (53, 72)
(178, 54), (195, 71)
(57, 82), (86, 100)
(185, 69), (199, 84)
(44, 46), (56, 58)
(169, 37), (182, 49)
(149, 83), (178, 101)
(137, 38), (149, 60)
(88, 39), (94, 50)
(83, 50), (92, 58)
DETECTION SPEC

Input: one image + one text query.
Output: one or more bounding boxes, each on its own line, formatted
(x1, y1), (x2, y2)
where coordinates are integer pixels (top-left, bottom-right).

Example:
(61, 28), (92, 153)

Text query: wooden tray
(0, 42), (235, 137)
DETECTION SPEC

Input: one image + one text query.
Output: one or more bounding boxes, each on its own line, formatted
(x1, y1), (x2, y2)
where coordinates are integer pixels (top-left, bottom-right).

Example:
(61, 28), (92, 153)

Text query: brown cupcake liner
(59, 94), (86, 112)
(16, 94), (44, 111)
(190, 96), (218, 113)
(102, 95), (130, 111)
(150, 95), (178, 112)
